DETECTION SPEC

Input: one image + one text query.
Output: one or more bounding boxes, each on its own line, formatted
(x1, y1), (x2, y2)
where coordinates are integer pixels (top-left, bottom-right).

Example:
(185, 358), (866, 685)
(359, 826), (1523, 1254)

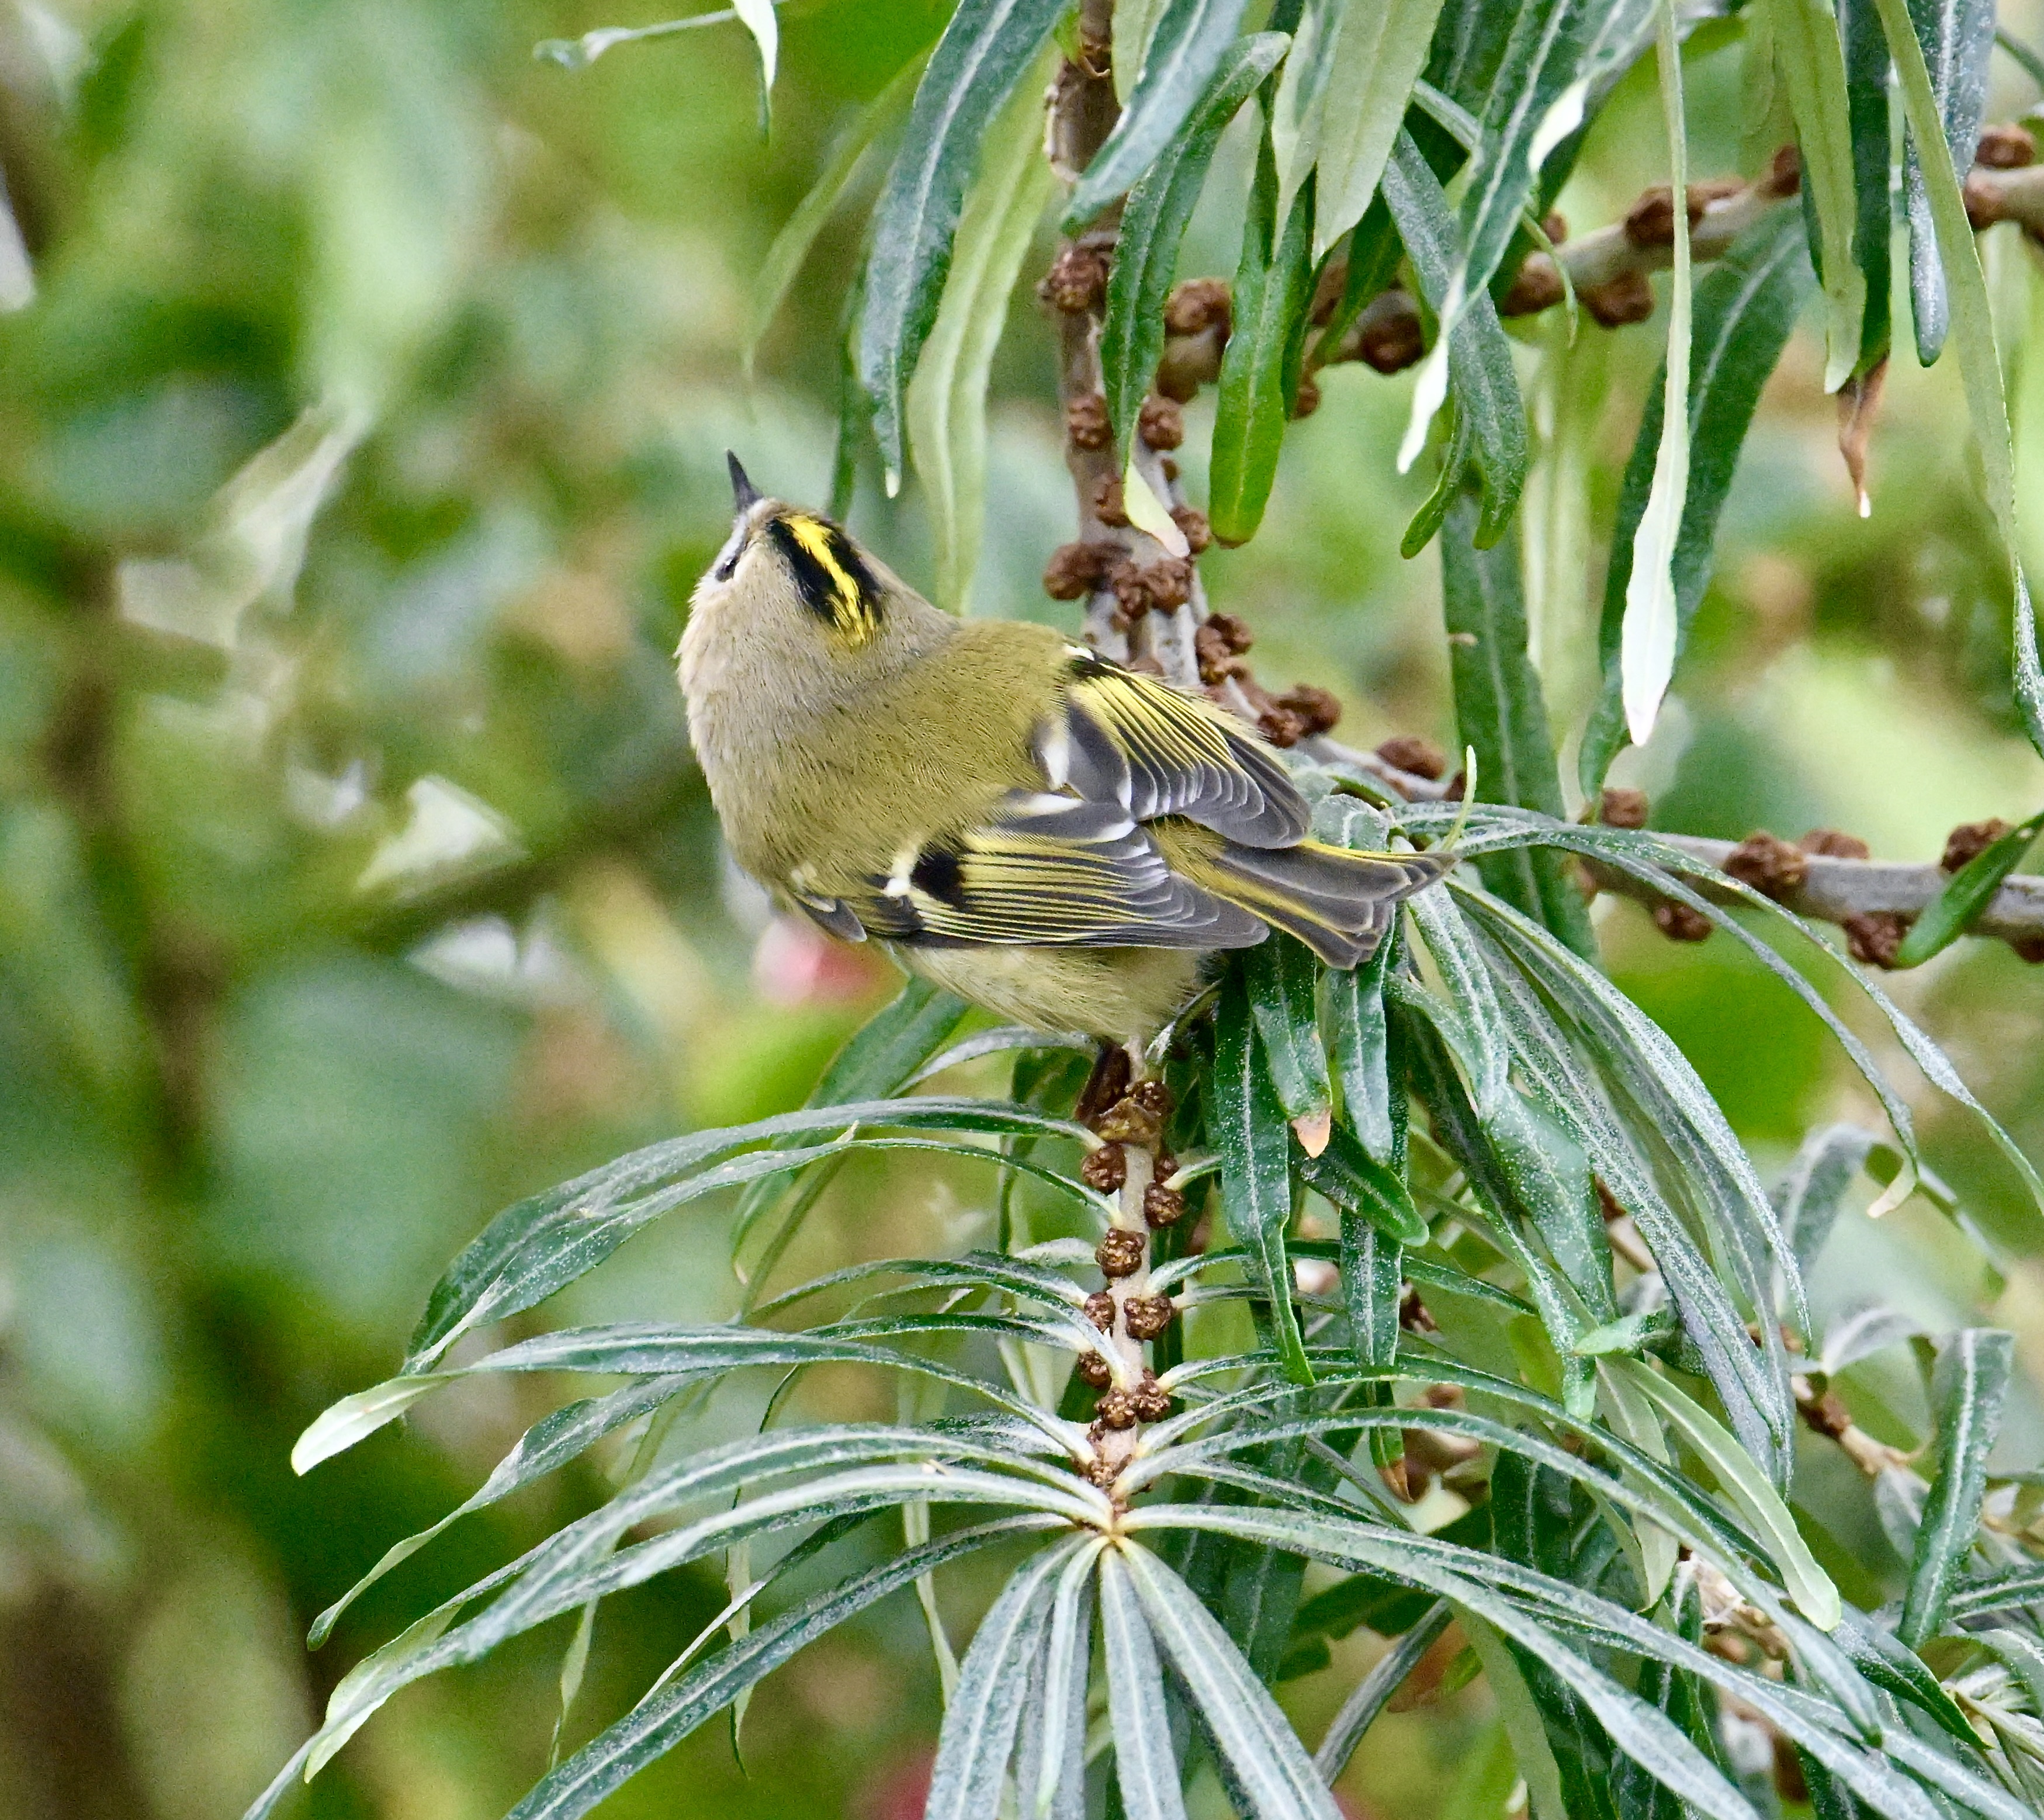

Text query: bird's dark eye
(711, 519), (749, 581)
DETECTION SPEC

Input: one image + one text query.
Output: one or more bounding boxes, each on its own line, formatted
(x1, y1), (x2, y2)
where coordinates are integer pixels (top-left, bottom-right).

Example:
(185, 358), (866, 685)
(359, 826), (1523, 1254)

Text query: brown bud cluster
(1040, 243), (1109, 314)
(1499, 255), (1566, 317)
(1398, 1285), (1437, 1333)
(1799, 828), (1870, 860)
(1275, 684), (1341, 737)
(1976, 123), (2038, 169)
(1376, 734), (1447, 781)
(1083, 1290), (1117, 1330)
(1762, 144), (1803, 199)
(1599, 786), (1649, 829)
(1109, 556), (1194, 618)
(1096, 1229), (1146, 1278)
(1092, 474), (1130, 527)
(1942, 819), (2010, 872)
(1799, 1388), (1854, 1442)
(1582, 269), (1656, 328)
(1123, 1294), (1175, 1340)
(1290, 376), (1322, 420)
(1080, 1454), (1119, 1489)
(1142, 1180), (1186, 1228)
(1094, 1094), (1163, 1147)
(1137, 395), (1184, 450)
(1130, 1079), (1172, 1119)
(1075, 1350), (1113, 1388)
(1844, 911), (1910, 969)
(1723, 830), (1809, 900)
(1653, 900), (1713, 943)
(2014, 935), (2044, 965)
(1163, 277), (1231, 337)
(1356, 294), (1426, 373)
(1194, 612), (1255, 685)
(1132, 1372), (1172, 1421)
(1081, 1142), (1127, 1194)
(1042, 540), (1118, 601)
(1066, 393), (1112, 450)
(1172, 505), (1212, 554)
(1094, 1388), (1137, 1430)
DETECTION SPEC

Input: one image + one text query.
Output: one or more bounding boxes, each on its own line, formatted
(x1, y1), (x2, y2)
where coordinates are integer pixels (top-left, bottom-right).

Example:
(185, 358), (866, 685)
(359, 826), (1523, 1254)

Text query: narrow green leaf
(1063, 0), (1252, 229)
(1112, 0), (1169, 103)
(1312, 1602), (1451, 1781)
(1439, 491), (1597, 956)
(733, 976), (969, 1265)
(1459, 1614), (1570, 1820)
(1900, 0), (1995, 363)
(1899, 1327), (2015, 1648)
(1769, 0), (1868, 387)
(1120, 1543), (1346, 1819)
(1397, 0), (1606, 470)
(1895, 810), (2044, 966)
(858, 0), (1069, 486)
(732, 0), (778, 122)
(925, 1546), (1072, 1820)
(907, 44), (1057, 609)
(1326, 918), (1398, 1158)
(1619, 0), (1695, 747)
(1021, 1543), (1099, 1820)
(742, 61), (921, 382)
(1871, 0), (2044, 759)
(1775, 1123), (1879, 1284)
(1595, 1360), (1679, 1604)
(307, 1374), (701, 1645)
(1098, 1549), (1191, 1820)
(1402, 883), (1511, 1117)
(1580, 209), (1811, 792)
(1272, 0), (1451, 256)
(1947, 1561), (2044, 1621)
(1337, 1187), (1404, 1467)
(503, 1520), (1052, 1820)
(1210, 970), (1314, 1383)
(1208, 131), (1315, 545)
(1380, 132), (1528, 547)
(1612, 1360), (1842, 1631)
(1300, 1120), (1429, 1249)
(1245, 931), (1332, 1124)
(1839, 0), (1893, 375)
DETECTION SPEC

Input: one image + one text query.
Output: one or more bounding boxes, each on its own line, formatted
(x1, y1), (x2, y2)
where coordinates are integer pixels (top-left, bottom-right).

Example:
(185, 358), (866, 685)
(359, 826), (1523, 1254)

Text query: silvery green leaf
(1099, 1548), (1190, 1820)
(1820, 1305), (1925, 1378)
(1900, 1328), (2016, 1648)
(1312, 1602), (1450, 1782)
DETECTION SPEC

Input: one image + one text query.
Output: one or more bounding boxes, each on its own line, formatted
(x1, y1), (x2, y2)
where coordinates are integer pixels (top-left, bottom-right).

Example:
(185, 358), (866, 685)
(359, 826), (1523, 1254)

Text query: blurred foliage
(1, 1), (2043, 1816)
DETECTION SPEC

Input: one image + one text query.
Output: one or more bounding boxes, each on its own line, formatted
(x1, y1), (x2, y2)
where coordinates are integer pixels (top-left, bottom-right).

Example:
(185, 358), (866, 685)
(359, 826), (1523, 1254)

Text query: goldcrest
(680, 456), (1450, 1044)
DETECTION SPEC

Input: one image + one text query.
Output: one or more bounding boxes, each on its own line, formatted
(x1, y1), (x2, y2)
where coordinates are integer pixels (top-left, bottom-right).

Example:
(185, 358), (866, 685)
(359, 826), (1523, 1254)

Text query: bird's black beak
(727, 452), (761, 514)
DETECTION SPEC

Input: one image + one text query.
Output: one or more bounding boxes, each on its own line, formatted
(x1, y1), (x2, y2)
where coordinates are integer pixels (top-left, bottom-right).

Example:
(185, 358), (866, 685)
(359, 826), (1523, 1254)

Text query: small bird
(680, 456), (1451, 1045)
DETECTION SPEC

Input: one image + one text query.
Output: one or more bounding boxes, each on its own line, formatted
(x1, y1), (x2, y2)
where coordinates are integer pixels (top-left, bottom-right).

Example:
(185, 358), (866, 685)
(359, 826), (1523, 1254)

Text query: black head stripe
(765, 514), (884, 640)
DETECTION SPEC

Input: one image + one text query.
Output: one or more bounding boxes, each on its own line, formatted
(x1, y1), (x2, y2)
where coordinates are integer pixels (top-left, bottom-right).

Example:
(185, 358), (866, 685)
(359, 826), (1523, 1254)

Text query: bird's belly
(888, 943), (1208, 1046)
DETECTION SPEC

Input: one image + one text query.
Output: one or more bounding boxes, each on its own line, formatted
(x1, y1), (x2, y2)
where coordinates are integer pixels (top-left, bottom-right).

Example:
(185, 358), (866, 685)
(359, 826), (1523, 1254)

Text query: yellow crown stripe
(782, 514), (874, 636)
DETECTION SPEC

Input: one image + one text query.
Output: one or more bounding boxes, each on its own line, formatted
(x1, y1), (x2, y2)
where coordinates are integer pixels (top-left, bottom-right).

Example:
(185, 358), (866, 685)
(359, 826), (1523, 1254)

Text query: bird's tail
(1168, 835), (1454, 969)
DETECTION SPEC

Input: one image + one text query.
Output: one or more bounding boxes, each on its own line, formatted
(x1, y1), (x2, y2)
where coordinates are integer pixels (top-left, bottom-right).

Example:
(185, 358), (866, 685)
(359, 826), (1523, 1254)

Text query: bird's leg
(1078, 1044), (1177, 1497)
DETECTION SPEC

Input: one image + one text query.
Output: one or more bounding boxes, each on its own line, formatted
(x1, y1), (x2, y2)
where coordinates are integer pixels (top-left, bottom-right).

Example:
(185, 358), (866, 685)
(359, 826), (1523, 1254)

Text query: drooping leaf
(1439, 491), (1597, 955)
(1210, 968), (1314, 1382)
(1244, 930), (1332, 1128)
(907, 44), (1058, 609)
(1775, 1123), (1879, 1284)
(1769, 0), (1868, 387)
(1208, 129), (1316, 545)
(743, 59), (923, 382)
(858, 0), (1070, 486)
(1101, 34), (1288, 449)
(1098, 1549), (1191, 1820)
(1397, 0), (1606, 470)
(1838, 0), (1893, 375)
(1270, 0), (1451, 255)
(1899, 1327), (2015, 1648)
(1120, 1542), (1347, 1819)
(1326, 917), (1399, 1159)
(924, 1545), (1074, 1820)
(1900, 0), (1996, 363)
(501, 1520), (1055, 1820)
(1871, 0), (2044, 760)
(1379, 131), (1528, 547)
(1617, 0), (1695, 749)
(1579, 207), (1811, 791)
(1894, 809), (2044, 966)
(1611, 1361), (1842, 1630)
(1311, 1602), (1452, 1781)
(1063, 0), (1253, 229)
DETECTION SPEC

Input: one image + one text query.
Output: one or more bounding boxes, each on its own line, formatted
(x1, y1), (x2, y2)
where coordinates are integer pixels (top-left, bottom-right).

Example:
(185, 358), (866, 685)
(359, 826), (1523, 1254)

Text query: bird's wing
(1038, 649), (1309, 849)
(841, 791), (1267, 950)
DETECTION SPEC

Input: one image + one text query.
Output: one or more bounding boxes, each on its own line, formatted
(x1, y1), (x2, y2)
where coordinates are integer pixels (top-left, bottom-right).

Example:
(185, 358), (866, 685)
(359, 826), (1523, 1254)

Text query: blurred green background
(3, 2), (2044, 1815)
